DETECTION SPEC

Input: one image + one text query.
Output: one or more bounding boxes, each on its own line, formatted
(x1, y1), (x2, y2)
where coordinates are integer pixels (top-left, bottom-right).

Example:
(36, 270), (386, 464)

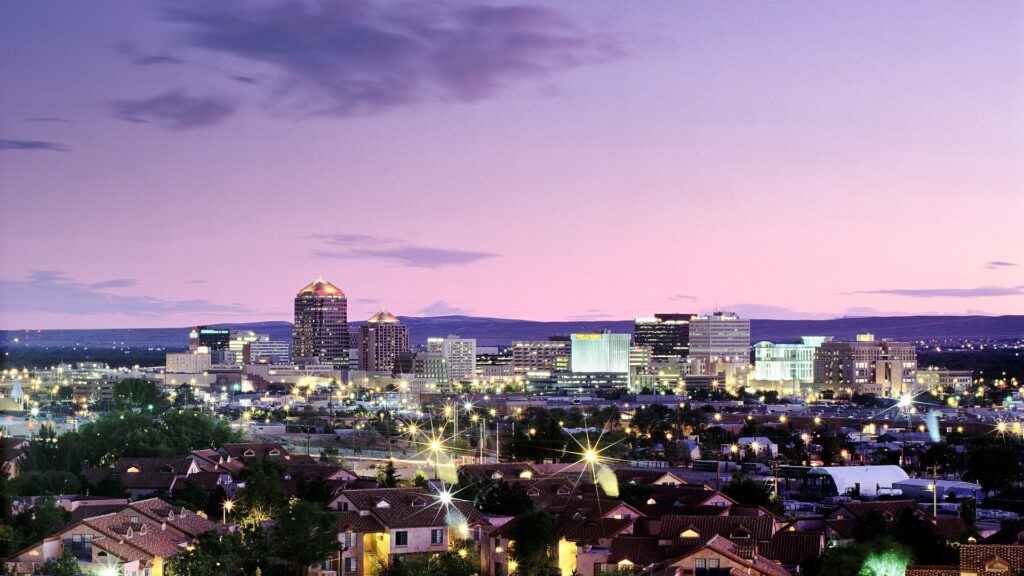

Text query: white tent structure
(807, 465), (909, 498)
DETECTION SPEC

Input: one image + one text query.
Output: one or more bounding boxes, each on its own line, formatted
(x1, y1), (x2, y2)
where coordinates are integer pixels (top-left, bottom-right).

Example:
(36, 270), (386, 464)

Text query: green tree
(11, 471), (81, 496)
(273, 501), (336, 576)
(476, 481), (533, 515)
(171, 479), (210, 513)
(411, 471), (429, 489)
(113, 378), (169, 413)
(0, 440), (13, 556)
(964, 443), (1023, 491)
(161, 409), (238, 454)
(237, 458), (288, 519)
(13, 498), (70, 547)
(721, 472), (783, 515)
(396, 540), (479, 576)
(172, 384), (200, 408)
(504, 509), (557, 576)
(377, 459), (399, 487)
(320, 446), (340, 466)
(167, 531), (243, 576)
(32, 548), (81, 576)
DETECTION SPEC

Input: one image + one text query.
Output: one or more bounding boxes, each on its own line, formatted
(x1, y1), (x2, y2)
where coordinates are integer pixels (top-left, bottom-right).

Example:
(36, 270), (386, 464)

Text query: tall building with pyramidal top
(358, 310), (409, 373)
(292, 277), (348, 367)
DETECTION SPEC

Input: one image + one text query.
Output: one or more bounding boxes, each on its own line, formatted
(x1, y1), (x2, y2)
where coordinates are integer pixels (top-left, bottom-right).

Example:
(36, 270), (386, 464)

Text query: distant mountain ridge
(2, 315), (1022, 350)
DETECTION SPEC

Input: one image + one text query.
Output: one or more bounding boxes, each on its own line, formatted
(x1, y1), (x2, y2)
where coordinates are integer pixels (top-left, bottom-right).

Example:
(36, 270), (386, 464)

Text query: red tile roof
(659, 514), (774, 543)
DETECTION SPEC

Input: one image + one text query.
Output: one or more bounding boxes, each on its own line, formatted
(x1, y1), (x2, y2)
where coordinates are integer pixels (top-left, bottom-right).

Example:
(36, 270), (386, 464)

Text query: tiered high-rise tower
(292, 277), (348, 367)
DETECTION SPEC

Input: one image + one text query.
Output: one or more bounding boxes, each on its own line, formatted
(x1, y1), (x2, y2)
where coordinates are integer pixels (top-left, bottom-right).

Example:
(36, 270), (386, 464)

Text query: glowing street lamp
(222, 499), (234, 524)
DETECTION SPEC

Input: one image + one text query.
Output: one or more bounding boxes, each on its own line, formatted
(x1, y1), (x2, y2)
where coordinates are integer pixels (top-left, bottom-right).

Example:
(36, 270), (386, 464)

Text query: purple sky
(1, 1), (1022, 329)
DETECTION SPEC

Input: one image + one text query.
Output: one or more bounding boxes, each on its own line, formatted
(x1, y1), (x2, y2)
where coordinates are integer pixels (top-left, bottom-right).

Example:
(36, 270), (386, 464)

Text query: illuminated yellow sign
(574, 334), (603, 340)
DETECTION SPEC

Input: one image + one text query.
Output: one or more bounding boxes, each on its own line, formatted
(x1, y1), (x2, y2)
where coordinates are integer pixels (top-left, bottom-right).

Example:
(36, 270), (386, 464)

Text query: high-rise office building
(224, 330), (264, 365)
(688, 312), (751, 366)
(358, 310), (409, 373)
(813, 335), (917, 397)
(188, 326), (230, 352)
(414, 351), (449, 383)
(292, 277), (348, 367)
(511, 339), (571, 373)
(570, 332), (630, 373)
(633, 314), (693, 359)
(244, 339), (291, 365)
(427, 335), (476, 381)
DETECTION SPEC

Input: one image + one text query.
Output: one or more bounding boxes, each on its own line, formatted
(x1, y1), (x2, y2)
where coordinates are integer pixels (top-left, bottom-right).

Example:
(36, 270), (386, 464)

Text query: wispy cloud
(724, 304), (834, 320)
(88, 278), (139, 289)
(569, 309), (615, 320)
(419, 300), (469, 316)
(27, 117), (68, 123)
(667, 293), (697, 301)
(987, 261), (1017, 269)
(133, 54), (187, 66)
(0, 271), (257, 316)
(110, 89), (237, 130)
(311, 233), (498, 268)
(851, 285), (1024, 298)
(0, 139), (69, 152)
(230, 74), (261, 85)
(164, 0), (622, 118)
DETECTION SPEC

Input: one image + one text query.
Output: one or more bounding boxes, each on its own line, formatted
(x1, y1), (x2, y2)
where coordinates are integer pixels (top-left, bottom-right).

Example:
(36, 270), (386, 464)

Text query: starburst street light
(222, 499), (234, 525)
(437, 489), (453, 506)
(898, 394), (913, 410)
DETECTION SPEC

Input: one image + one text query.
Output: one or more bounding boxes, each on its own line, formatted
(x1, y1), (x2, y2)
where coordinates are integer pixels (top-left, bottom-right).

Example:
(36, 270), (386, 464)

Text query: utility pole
(771, 461), (780, 500)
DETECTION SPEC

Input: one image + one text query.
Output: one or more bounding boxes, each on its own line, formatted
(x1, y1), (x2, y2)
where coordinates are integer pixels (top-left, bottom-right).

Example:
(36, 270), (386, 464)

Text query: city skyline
(2, 1), (1022, 329)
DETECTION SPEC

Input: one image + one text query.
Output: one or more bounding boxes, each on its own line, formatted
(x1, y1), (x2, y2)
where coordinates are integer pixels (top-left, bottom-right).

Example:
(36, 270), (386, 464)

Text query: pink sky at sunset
(1, 1), (1022, 329)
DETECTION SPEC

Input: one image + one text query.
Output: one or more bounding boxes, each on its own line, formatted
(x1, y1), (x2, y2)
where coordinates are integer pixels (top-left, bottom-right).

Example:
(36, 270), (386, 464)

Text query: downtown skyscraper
(633, 314), (693, 360)
(357, 310), (409, 373)
(292, 277), (348, 368)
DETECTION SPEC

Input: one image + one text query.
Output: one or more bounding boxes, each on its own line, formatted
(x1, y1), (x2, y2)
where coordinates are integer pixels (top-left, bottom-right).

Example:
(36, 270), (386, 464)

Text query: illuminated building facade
(629, 345), (654, 390)
(244, 339), (291, 365)
(752, 336), (831, 384)
(688, 312), (751, 369)
(511, 339), (570, 373)
(188, 326), (230, 352)
(166, 350), (212, 374)
(570, 332), (629, 373)
(633, 314), (693, 359)
(426, 335), (476, 381)
(413, 351), (449, 383)
(916, 366), (973, 393)
(813, 335), (917, 397)
(358, 310), (409, 373)
(292, 277), (349, 368)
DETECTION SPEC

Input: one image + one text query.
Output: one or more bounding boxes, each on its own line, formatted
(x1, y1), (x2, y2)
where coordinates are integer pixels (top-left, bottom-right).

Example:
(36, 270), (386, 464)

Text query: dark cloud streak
(312, 233), (497, 268)
(133, 54), (187, 65)
(852, 286), (1024, 298)
(0, 271), (257, 316)
(164, 0), (621, 117)
(0, 139), (69, 152)
(110, 90), (237, 130)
